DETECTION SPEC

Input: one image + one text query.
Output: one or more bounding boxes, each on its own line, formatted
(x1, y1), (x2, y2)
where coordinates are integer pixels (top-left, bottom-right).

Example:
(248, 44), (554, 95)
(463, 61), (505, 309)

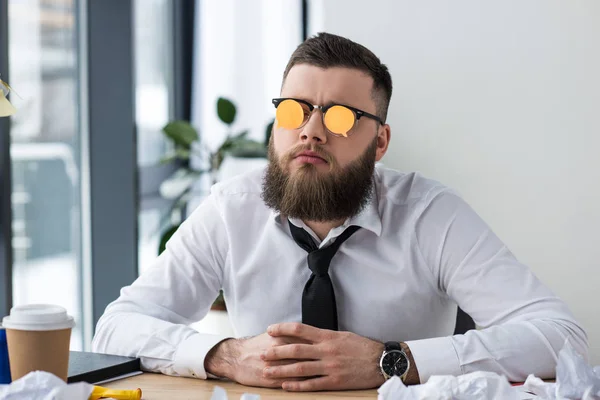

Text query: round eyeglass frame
(272, 97), (384, 137)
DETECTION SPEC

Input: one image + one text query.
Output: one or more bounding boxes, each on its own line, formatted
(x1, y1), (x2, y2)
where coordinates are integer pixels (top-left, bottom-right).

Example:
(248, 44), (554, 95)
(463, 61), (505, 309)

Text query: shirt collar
(270, 182), (382, 238)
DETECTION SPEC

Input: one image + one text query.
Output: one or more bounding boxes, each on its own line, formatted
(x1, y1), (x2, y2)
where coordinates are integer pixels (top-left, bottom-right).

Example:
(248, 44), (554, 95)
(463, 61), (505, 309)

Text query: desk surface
(104, 373), (378, 399)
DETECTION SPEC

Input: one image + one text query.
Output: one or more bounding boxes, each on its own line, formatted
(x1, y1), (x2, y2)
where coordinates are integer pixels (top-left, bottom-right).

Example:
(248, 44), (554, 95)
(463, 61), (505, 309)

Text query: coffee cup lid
(2, 304), (75, 331)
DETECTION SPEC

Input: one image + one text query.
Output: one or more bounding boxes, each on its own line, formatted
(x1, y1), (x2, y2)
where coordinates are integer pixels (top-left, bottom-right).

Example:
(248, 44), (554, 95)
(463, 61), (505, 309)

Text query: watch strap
(384, 341), (401, 352)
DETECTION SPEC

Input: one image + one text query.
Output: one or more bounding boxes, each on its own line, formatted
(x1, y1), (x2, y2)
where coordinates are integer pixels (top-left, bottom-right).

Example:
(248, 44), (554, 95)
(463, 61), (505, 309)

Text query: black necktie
(289, 221), (360, 331)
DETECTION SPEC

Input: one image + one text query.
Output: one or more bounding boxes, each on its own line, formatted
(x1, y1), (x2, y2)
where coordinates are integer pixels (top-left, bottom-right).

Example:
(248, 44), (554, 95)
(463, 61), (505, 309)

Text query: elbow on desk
(91, 310), (146, 361)
(527, 315), (590, 372)
(553, 316), (589, 362)
(91, 311), (120, 355)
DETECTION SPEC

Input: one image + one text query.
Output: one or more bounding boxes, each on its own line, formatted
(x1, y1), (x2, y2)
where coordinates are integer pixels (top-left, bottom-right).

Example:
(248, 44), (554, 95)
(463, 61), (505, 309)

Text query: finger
(247, 376), (305, 389)
(261, 344), (321, 361)
(263, 359), (298, 367)
(282, 375), (336, 392)
(271, 335), (312, 345)
(263, 361), (324, 379)
(267, 323), (330, 342)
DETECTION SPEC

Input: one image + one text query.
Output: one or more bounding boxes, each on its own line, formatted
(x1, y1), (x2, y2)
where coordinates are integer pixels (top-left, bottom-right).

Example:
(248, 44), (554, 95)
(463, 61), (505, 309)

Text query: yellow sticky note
(89, 385), (142, 400)
(0, 90), (16, 117)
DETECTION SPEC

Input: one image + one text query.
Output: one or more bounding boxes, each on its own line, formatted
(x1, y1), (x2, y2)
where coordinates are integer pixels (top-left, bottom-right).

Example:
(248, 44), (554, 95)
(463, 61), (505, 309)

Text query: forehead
(281, 64), (376, 113)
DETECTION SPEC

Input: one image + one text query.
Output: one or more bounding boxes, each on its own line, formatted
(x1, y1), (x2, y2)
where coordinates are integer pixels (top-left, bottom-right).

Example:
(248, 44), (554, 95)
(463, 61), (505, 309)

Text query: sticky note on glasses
(323, 105), (353, 137)
(0, 90), (16, 117)
(276, 99), (304, 129)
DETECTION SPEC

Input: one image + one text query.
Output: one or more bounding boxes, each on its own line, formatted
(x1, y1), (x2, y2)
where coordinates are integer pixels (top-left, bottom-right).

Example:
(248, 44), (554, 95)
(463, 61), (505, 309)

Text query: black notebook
(67, 351), (141, 384)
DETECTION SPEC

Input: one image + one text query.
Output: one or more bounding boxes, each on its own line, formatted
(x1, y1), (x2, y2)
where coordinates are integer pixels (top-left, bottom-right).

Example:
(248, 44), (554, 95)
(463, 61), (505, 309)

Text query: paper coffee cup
(2, 304), (75, 382)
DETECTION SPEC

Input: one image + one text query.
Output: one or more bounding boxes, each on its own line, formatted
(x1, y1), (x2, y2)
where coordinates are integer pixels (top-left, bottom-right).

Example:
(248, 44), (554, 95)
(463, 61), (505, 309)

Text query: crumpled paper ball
(378, 340), (599, 400)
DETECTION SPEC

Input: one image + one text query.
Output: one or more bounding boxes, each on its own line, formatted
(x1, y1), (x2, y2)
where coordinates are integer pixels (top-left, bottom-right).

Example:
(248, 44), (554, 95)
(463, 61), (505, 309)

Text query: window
(0, 0), (304, 346)
(8, 0), (84, 350)
(134, 0), (173, 168)
(1, 0), (189, 344)
(193, 0), (302, 155)
(134, 0), (180, 275)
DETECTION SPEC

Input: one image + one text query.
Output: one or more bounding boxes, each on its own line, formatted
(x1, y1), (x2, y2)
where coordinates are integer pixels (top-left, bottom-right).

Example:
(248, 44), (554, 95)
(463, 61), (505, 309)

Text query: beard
(261, 137), (378, 222)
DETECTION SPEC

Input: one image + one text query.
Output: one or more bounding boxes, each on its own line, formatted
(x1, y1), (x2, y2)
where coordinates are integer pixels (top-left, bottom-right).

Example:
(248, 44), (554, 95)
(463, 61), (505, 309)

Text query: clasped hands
(204, 322), (385, 391)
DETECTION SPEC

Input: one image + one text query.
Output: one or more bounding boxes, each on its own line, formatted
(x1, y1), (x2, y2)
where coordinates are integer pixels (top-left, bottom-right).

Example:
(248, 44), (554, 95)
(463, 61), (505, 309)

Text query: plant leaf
(229, 147), (267, 158)
(218, 137), (235, 152)
(217, 97), (236, 125)
(219, 131), (249, 152)
(160, 147), (191, 164)
(234, 130), (248, 139)
(226, 139), (267, 158)
(158, 224), (180, 255)
(159, 153), (178, 164)
(175, 147), (191, 159)
(162, 121), (199, 148)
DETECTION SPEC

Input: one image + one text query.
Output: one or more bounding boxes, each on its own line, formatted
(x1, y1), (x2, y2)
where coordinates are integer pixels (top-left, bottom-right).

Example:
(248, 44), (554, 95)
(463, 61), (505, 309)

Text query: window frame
(85, 0), (138, 336)
(0, 0), (13, 317)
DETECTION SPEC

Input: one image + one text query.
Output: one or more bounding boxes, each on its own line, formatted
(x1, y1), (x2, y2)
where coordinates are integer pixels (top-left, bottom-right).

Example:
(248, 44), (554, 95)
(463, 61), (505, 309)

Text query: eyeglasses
(272, 98), (384, 137)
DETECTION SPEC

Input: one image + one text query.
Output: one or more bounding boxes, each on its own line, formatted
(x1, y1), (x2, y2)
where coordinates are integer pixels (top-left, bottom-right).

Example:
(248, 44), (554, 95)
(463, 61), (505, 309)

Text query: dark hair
(282, 32), (393, 122)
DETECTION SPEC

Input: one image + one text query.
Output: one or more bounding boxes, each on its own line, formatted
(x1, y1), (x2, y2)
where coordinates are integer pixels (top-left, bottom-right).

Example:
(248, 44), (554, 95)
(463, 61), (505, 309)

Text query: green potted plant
(157, 97), (273, 311)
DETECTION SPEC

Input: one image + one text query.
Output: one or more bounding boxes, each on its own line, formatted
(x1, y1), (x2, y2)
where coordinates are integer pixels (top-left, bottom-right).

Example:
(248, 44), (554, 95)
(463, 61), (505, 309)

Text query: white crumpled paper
(210, 385), (261, 400)
(378, 340), (600, 400)
(378, 371), (521, 400)
(521, 341), (600, 400)
(0, 371), (93, 400)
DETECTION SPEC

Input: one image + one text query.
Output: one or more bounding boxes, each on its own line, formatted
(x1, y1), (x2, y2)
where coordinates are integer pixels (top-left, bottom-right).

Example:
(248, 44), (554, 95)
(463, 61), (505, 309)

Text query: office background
(1, 0), (598, 365)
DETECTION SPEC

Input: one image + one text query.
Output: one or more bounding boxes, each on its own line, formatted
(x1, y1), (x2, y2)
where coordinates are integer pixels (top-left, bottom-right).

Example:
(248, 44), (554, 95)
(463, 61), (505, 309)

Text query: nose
(298, 109), (328, 144)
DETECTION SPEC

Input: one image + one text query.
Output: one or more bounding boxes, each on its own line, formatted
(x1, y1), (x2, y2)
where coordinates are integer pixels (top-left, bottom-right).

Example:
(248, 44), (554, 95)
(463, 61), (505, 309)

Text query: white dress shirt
(92, 166), (588, 383)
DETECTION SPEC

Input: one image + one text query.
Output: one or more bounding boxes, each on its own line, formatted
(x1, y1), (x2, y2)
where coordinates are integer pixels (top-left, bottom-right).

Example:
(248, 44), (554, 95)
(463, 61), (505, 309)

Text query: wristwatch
(379, 341), (410, 381)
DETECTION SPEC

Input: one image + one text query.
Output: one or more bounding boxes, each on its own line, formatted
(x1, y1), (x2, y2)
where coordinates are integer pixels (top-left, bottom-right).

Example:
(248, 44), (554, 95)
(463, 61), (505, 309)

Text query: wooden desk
(104, 373), (378, 399)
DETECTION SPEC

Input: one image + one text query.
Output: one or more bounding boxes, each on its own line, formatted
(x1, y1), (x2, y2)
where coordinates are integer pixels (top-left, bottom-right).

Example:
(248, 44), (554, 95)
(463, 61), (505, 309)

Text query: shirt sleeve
(92, 193), (231, 379)
(405, 188), (588, 383)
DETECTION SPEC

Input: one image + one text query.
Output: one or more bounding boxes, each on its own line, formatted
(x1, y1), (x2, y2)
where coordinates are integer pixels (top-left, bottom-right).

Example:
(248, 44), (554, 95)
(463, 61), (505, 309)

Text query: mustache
(281, 144), (335, 165)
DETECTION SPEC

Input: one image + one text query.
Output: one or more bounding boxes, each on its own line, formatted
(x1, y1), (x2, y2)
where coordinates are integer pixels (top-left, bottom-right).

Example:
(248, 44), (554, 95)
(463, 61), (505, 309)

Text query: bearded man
(93, 32), (587, 391)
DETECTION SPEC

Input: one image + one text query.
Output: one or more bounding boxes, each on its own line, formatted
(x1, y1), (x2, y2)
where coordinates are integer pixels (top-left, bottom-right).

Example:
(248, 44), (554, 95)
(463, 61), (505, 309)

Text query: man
(92, 33), (587, 391)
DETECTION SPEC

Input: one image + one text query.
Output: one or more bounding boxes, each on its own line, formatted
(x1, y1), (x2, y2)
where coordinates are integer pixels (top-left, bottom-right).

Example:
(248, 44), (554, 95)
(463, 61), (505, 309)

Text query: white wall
(311, 0), (600, 364)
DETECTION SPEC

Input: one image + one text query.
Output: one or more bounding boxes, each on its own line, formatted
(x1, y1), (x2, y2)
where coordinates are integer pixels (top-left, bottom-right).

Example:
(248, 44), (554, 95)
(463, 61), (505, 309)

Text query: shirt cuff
(173, 333), (231, 379)
(405, 336), (463, 383)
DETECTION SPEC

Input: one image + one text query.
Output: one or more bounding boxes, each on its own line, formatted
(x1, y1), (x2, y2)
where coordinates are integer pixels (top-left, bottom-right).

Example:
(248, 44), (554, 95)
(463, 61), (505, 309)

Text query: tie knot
(288, 221), (361, 276)
(307, 251), (332, 276)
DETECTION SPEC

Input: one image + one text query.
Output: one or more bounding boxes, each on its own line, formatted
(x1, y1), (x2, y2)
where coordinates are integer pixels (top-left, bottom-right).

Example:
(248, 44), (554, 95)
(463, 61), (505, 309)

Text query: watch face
(382, 350), (408, 377)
